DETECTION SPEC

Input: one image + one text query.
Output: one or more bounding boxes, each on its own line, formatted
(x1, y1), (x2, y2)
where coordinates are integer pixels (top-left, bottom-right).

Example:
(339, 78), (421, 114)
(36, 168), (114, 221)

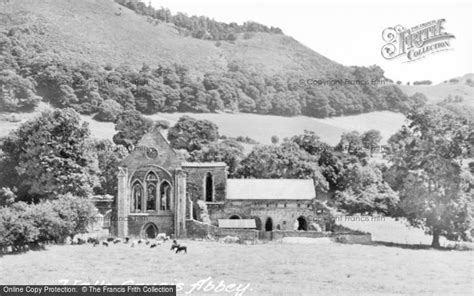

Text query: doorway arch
(265, 217), (273, 232)
(296, 216), (308, 231)
(142, 223), (158, 239)
(229, 215), (241, 219)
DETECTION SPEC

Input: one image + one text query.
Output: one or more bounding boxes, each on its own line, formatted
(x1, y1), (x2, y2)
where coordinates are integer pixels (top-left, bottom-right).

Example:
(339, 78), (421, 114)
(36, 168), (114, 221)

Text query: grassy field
(398, 74), (474, 106)
(147, 111), (406, 146)
(0, 240), (472, 295)
(0, 102), (406, 147)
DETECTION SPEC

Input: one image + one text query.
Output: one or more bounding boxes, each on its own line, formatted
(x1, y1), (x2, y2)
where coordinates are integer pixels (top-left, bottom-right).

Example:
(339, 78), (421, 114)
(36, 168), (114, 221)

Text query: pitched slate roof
(226, 179), (316, 200)
(218, 219), (256, 229)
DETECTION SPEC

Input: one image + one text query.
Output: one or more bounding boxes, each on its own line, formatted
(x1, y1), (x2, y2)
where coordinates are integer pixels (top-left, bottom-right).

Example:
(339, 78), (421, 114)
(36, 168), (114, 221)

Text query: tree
(271, 135), (279, 145)
(94, 99), (123, 122)
(0, 187), (16, 207)
(288, 130), (330, 156)
(0, 70), (41, 112)
(113, 110), (154, 149)
(236, 142), (328, 191)
(305, 88), (333, 117)
(167, 116), (219, 151)
(189, 140), (244, 177)
(361, 129), (382, 155)
(0, 108), (100, 201)
(386, 106), (472, 247)
(335, 163), (399, 214)
(90, 139), (128, 196)
(335, 131), (368, 158)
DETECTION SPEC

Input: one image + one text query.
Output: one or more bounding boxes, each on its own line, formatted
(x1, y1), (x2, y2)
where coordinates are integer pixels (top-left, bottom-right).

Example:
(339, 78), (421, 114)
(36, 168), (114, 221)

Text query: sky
(150, 0), (473, 84)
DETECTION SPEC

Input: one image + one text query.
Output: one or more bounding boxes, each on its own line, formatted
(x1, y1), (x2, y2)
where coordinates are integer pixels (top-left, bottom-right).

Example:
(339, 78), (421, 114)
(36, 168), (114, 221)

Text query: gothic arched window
(131, 182), (143, 212)
(160, 181), (171, 210)
(146, 172), (158, 211)
(147, 183), (157, 211)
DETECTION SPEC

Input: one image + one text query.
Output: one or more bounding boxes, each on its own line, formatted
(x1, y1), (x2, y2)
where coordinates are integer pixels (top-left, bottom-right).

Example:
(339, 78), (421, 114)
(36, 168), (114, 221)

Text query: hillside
(399, 74), (474, 106)
(0, 0), (342, 77)
(0, 0), (424, 120)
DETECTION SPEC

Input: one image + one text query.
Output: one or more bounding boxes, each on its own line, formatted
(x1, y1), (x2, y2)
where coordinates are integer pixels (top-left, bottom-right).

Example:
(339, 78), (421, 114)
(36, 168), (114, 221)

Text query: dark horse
(170, 241), (187, 254)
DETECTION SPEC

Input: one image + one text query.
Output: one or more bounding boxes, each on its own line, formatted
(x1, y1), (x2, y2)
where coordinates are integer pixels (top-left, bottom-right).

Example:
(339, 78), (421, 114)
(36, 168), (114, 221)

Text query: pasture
(0, 239), (471, 296)
(146, 111), (407, 146)
(0, 102), (407, 147)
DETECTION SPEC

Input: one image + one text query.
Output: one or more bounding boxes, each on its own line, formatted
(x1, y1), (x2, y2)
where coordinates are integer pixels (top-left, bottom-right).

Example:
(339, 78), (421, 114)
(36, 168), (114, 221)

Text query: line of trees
(114, 0), (283, 41)
(0, 28), (427, 119)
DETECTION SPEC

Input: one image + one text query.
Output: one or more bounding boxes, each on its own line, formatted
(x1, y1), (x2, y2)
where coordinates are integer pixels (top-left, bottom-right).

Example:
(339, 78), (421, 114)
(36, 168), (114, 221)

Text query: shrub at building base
(0, 194), (96, 252)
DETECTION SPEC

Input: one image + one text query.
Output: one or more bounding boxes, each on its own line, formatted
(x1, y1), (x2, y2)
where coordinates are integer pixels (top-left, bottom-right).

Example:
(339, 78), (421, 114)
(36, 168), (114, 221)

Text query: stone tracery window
(146, 172), (158, 211)
(131, 181), (143, 212)
(147, 183), (157, 211)
(160, 181), (171, 210)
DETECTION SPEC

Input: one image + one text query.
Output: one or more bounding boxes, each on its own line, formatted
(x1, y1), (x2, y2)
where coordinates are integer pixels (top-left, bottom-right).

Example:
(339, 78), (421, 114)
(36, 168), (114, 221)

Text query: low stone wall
(272, 230), (330, 240)
(331, 233), (372, 245)
(186, 219), (258, 242)
(186, 220), (371, 245)
(272, 230), (372, 245)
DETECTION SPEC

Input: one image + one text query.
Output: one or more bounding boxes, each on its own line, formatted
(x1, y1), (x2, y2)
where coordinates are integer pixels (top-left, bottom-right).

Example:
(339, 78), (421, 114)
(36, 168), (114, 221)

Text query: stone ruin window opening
(265, 217), (273, 232)
(205, 172), (214, 202)
(229, 215), (241, 219)
(160, 181), (172, 210)
(296, 216), (308, 231)
(131, 181), (143, 213)
(146, 172), (158, 211)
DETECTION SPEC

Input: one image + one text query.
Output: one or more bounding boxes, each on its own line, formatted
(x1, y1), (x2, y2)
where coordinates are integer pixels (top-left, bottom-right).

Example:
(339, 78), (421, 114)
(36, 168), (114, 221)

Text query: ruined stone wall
(127, 214), (174, 238)
(185, 219), (258, 241)
(207, 200), (332, 231)
(183, 165), (226, 203)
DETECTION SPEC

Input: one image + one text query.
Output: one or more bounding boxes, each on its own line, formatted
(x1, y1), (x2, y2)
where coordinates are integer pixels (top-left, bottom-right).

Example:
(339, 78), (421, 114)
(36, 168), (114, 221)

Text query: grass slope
(399, 74), (474, 106)
(0, 103), (406, 147)
(147, 111), (406, 146)
(0, 0), (345, 77)
(0, 241), (471, 295)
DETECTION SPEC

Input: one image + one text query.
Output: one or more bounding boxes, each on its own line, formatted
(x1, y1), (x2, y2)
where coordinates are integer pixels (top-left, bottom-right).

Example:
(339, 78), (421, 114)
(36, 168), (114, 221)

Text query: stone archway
(296, 216), (308, 231)
(229, 215), (241, 219)
(142, 223), (158, 239)
(265, 217), (273, 232)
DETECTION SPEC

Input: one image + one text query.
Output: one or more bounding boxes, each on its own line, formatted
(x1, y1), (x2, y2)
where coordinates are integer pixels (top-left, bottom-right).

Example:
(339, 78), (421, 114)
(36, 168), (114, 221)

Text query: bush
(0, 203), (39, 249)
(0, 195), (96, 249)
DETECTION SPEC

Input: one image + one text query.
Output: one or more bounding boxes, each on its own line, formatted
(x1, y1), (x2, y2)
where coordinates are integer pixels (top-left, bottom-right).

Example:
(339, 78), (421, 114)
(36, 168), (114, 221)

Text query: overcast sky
(150, 0), (473, 84)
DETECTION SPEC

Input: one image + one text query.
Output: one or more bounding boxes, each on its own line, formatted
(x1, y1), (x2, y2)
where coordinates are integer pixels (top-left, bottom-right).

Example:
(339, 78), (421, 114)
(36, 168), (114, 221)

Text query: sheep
(156, 233), (170, 242)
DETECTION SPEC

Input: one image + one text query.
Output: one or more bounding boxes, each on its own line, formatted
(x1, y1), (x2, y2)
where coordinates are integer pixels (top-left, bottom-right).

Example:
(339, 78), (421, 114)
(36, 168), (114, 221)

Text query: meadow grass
(0, 239), (471, 296)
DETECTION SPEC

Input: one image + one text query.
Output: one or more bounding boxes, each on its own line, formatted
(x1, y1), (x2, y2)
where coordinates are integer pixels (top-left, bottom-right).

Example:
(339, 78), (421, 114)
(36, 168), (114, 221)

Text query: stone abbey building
(113, 129), (332, 239)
